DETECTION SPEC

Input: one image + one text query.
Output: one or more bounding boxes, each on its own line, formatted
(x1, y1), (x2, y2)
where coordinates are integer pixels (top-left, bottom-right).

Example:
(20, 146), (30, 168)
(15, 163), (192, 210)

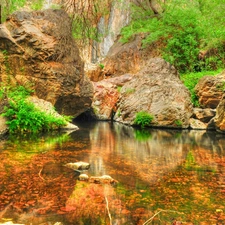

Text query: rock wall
(0, 9), (93, 117)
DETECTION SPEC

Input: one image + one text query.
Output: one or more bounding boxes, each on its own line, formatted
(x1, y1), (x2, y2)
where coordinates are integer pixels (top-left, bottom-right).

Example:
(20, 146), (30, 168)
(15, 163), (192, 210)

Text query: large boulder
(0, 9), (93, 117)
(114, 58), (193, 128)
(195, 71), (225, 109)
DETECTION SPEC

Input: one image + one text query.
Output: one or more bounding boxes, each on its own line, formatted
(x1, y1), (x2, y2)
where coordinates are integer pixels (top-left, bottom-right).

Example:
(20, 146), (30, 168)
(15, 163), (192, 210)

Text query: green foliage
(185, 150), (196, 170)
(0, 0), (26, 22)
(134, 111), (154, 129)
(180, 69), (222, 106)
(125, 88), (135, 94)
(99, 63), (104, 69)
(116, 109), (121, 117)
(121, 0), (225, 73)
(70, 0), (111, 43)
(72, 18), (99, 41)
(216, 81), (225, 91)
(30, 0), (44, 10)
(184, 150), (216, 172)
(117, 86), (122, 92)
(1, 85), (69, 134)
(175, 120), (182, 127)
(135, 129), (152, 141)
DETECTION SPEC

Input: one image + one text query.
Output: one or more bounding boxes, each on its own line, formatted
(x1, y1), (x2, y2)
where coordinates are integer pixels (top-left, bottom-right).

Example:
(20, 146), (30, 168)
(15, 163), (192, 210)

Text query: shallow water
(0, 121), (225, 224)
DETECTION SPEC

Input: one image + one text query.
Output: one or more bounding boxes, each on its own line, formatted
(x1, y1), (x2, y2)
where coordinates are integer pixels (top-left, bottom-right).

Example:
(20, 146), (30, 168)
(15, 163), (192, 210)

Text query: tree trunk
(148, 0), (159, 15)
(0, 4), (2, 24)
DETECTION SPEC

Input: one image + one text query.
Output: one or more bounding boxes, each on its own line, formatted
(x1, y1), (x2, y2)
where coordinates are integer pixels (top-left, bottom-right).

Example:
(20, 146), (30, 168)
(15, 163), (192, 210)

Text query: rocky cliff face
(0, 9), (93, 117)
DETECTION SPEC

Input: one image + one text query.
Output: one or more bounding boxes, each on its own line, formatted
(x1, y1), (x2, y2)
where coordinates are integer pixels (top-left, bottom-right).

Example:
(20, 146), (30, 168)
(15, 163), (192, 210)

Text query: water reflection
(0, 122), (225, 224)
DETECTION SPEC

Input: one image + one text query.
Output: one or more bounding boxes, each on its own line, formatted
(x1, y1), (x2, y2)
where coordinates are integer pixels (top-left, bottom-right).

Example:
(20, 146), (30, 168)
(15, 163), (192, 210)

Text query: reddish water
(0, 121), (225, 224)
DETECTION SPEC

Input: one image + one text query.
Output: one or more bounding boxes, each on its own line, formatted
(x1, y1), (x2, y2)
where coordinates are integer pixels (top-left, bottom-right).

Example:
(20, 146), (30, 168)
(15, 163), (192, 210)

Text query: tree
(121, 0), (225, 73)
(60, 0), (112, 43)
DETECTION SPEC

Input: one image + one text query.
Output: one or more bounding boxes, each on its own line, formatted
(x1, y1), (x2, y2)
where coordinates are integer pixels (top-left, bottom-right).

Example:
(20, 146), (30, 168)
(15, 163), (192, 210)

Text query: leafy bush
(134, 111), (154, 128)
(121, 0), (225, 73)
(31, 0), (44, 10)
(175, 120), (182, 127)
(1, 85), (69, 134)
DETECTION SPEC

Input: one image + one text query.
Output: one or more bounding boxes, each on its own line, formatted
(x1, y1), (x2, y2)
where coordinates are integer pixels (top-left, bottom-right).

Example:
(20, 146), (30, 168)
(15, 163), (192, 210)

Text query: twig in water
(143, 210), (180, 225)
(105, 196), (112, 225)
(38, 167), (45, 181)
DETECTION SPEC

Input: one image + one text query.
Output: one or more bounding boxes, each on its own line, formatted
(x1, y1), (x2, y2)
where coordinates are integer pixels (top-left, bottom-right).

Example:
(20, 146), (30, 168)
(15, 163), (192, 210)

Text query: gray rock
(189, 118), (207, 130)
(114, 58), (193, 128)
(65, 162), (90, 171)
(193, 108), (216, 123)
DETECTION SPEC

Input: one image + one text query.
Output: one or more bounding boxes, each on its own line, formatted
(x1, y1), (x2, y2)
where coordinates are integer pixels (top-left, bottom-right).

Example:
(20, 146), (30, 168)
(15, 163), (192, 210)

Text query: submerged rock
(65, 162), (90, 171)
(78, 174), (89, 181)
(89, 175), (118, 185)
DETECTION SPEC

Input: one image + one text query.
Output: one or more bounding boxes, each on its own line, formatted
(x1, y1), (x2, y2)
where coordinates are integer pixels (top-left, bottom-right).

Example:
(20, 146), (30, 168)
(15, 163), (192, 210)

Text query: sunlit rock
(65, 162), (90, 171)
(114, 58), (193, 128)
(214, 94), (225, 133)
(0, 99), (9, 136)
(78, 174), (89, 181)
(195, 71), (225, 108)
(91, 74), (133, 120)
(0, 9), (93, 117)
(189, 118), (207, 130)
(89, 175), (118, 184)
(0, 115), (8, 137)
(193, 108), (216, 123)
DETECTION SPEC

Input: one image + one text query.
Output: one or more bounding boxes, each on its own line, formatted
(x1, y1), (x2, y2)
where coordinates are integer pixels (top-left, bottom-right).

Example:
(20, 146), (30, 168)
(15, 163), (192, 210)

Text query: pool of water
(0, 121), (225, 224)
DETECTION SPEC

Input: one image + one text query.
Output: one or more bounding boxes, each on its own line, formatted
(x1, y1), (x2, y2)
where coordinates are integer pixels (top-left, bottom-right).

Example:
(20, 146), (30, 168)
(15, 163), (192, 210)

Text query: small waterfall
(92, 0), (130, 63)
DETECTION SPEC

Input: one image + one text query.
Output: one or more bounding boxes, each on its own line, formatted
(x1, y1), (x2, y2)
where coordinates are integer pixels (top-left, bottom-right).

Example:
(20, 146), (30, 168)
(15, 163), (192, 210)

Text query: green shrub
(1, 85), (69, 134)
(117, 86), (122, 92)
(121, 0), (225, 73)
(30, 0), (44, 10)
(99, 63), (104, 69)
(125, 88), (135, 94)
(175, 120), (182, 127)
(134, 111), (154, 128)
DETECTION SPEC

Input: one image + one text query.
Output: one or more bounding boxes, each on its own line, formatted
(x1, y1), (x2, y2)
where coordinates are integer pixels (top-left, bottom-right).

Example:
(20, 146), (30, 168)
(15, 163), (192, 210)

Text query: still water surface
(0, 121), (225, 225)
